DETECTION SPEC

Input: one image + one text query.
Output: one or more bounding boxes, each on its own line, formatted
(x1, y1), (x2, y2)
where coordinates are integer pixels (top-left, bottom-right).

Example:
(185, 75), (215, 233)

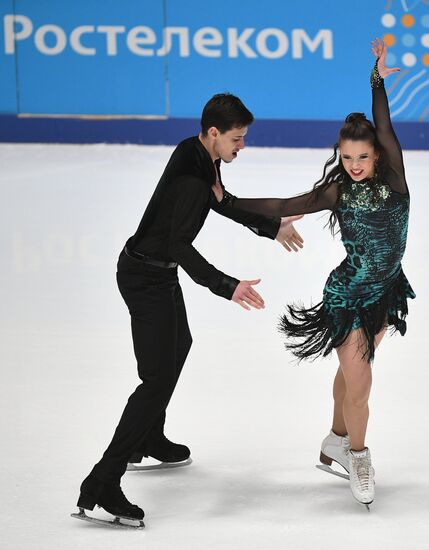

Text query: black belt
(124, 246), (178, 268)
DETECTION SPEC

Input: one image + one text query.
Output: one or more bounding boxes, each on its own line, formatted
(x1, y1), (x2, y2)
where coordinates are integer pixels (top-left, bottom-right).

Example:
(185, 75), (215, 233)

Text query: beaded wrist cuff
(370, 60), (384, 89)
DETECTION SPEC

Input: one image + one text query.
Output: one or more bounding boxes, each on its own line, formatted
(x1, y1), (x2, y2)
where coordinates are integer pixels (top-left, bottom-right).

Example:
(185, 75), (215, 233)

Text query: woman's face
(339, 139), (379, 181)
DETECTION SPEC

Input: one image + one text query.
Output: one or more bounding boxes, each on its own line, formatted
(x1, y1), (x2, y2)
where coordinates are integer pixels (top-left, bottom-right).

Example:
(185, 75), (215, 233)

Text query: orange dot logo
(383, 33), (396, 46)
(423, 53), (429, 67)
(401, 14), (415, 27)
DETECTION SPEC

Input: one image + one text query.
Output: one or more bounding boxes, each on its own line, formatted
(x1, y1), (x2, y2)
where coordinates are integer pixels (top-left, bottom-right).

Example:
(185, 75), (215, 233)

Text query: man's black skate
(71, 474), (145, 529)
(127, 435), (192, 471)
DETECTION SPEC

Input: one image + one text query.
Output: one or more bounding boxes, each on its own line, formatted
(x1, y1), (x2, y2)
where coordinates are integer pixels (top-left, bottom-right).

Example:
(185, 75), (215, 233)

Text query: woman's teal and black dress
(225, 65), (415, 361)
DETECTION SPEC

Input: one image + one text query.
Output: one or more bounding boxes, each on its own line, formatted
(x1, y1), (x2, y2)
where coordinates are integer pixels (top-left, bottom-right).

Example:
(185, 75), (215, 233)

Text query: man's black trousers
(91, 251), (192, 485)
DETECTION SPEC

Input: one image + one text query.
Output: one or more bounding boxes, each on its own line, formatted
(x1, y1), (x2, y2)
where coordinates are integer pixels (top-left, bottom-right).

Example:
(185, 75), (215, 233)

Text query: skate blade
(127, 457), (192, 472)
(316, 464), (350, 480)
(354, 500), (372, 512)
(71, 508), (145, 529)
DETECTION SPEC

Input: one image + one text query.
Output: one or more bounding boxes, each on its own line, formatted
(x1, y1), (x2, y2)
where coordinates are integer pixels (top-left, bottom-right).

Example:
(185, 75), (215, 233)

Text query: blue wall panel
(11, 0), (167, 115)
(0, 1), (428, 146)
(166, 0), (429, 123)
(0, 0), (18, 113)
(165, 0), (375, 120)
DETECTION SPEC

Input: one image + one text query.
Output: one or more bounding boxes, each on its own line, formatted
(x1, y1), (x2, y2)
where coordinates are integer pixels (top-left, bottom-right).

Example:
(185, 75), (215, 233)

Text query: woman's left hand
(371, 37), (400, 79)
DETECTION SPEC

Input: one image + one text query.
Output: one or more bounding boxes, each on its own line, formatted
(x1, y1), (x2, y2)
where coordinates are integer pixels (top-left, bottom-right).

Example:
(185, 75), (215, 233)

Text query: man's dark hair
(200, 93), (254, 135)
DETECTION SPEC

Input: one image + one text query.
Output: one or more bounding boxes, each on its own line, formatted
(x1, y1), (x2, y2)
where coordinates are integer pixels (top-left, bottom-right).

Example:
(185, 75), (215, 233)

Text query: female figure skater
(221, 39), (415, 507)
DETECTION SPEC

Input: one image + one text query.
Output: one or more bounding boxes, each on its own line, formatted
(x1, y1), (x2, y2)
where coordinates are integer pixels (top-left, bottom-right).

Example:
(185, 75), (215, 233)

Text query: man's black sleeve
(167, 176), (239, 300)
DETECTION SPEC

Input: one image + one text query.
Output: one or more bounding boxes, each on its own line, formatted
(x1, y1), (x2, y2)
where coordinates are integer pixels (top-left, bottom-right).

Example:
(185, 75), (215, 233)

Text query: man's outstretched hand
(276, 215), (304, 252)
(232, 279), (265, 311)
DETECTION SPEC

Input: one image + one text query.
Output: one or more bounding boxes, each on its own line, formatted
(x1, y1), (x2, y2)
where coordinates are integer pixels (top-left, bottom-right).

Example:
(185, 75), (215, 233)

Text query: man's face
(211, 126), (247, 163)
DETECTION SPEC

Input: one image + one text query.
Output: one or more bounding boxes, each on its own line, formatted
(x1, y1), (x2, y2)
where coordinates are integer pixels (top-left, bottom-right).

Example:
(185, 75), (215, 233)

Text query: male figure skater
(74, 93), (303, 525)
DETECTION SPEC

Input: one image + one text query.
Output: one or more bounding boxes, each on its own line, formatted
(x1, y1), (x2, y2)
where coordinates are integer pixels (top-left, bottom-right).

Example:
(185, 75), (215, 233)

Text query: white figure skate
(349, 447), (375, 511)
(316, 430), (350, 480)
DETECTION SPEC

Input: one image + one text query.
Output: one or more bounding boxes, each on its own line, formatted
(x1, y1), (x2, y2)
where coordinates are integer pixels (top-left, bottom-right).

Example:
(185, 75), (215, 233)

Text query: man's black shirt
(127, 136), (280, 300)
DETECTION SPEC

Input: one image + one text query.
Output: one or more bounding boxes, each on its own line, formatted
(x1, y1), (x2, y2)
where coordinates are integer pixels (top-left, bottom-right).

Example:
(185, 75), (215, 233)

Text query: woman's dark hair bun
(344, 112), (368, 124)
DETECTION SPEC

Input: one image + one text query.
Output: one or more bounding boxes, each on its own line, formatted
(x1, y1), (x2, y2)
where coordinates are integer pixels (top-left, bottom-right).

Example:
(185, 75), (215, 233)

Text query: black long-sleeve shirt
(128, 136), (281, 300)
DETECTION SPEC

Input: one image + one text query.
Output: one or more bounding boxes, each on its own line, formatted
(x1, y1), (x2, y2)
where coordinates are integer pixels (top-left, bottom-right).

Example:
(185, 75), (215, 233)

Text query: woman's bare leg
(332, 367), (347, 436)
(335, 328), (385, 450)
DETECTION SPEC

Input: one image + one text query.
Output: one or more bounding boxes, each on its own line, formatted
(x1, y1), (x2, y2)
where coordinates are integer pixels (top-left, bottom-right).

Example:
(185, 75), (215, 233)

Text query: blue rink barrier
(0, 115), (428, 150)
(2, 0), (429, 152)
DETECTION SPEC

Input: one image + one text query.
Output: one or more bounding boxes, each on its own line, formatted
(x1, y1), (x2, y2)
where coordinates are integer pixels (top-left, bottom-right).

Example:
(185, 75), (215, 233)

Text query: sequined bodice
(336, 179), (410, 283)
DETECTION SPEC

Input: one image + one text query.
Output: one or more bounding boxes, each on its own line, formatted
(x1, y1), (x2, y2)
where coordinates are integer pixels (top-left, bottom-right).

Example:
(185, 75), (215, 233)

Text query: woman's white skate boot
(349, 448), (375, 509)
(317, 430), (351, 478)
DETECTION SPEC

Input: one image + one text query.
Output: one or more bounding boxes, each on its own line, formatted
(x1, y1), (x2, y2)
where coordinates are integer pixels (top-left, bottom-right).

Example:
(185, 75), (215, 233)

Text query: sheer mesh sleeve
(231, 181), (339, 217)
(210, 187), (280, 239)
(371, 62), (408, 194)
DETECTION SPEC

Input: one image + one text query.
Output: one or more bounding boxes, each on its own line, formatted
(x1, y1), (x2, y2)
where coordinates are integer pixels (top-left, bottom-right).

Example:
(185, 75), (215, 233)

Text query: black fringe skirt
(279, 267), (415, 362)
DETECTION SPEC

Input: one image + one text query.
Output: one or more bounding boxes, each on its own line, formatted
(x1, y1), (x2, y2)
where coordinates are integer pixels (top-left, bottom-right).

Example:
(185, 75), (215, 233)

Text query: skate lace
(353, 457), (373, 491)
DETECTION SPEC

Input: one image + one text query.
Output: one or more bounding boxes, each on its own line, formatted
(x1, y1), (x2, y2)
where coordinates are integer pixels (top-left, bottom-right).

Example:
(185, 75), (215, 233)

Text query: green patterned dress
(228, 64), (415, 361)
(313, 177), (414, 359)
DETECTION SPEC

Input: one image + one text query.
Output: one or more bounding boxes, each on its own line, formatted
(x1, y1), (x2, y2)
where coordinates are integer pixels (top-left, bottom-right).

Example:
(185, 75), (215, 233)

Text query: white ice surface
(0, 143), (428, 550)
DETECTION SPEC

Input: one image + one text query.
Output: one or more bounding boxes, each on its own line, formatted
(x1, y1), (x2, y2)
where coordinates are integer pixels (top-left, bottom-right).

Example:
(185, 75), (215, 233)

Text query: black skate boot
(72, 474), (145, 528)
(127, 435), (191, 471)
(145, 434), (191, 462)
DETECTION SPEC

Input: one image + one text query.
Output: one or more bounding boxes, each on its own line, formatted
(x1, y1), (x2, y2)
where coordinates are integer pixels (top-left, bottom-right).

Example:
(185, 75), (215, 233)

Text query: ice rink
(1, 142), (428, 550)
